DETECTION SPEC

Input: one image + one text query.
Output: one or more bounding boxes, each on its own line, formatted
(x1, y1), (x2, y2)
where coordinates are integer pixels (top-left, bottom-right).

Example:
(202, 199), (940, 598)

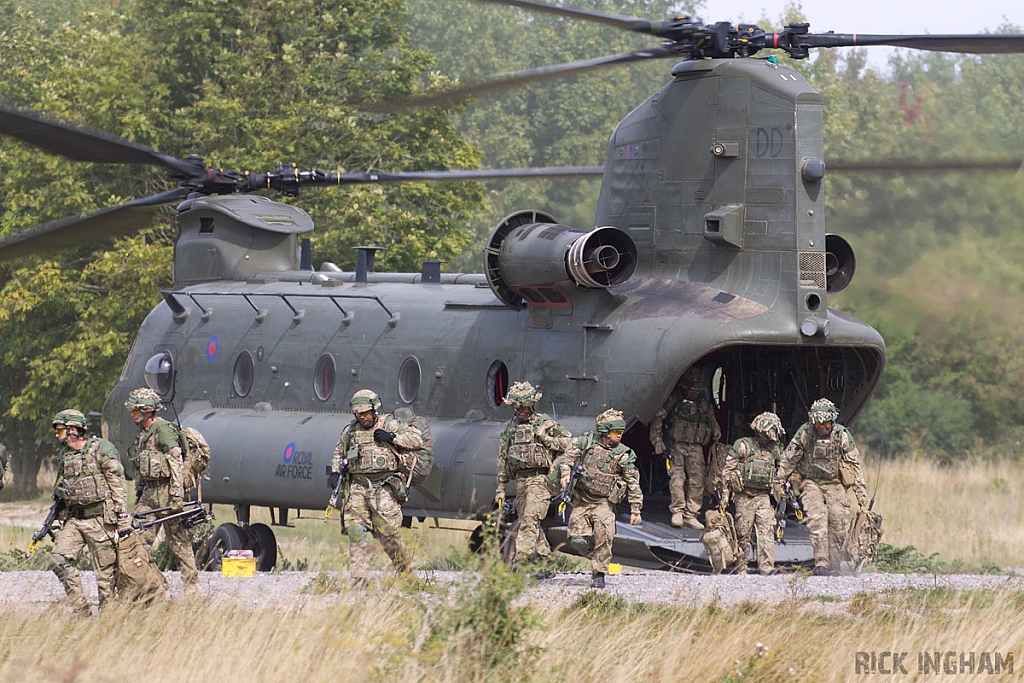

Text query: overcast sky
(693, 0), (1022, 70)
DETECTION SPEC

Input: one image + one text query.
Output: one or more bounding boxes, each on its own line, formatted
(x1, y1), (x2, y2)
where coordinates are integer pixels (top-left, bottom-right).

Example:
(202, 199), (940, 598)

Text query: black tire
(468, 524), (486, 553)
(247, 522), (277, 572)
(205, 523), (245, 571)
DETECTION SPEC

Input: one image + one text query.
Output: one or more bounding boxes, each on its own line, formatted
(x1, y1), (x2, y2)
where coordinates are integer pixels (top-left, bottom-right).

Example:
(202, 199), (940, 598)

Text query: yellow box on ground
(222, 557), (256, 577)
(608, 563), (622, 574)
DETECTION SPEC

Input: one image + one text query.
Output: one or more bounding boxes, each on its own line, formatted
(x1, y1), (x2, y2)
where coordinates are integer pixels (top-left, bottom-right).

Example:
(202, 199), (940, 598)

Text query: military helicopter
(3, 0), (1023, 572)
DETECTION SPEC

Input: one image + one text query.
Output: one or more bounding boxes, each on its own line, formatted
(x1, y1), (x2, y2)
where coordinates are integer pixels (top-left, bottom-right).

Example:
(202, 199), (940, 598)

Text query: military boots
(591, 571), (605, 589)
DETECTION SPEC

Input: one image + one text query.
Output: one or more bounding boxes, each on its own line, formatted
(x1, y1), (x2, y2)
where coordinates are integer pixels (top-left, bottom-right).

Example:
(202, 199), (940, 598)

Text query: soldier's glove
(719, 489), (730, 508)
(857, 493), (869, 509)
(770, 484), (784, 502)
(328, 471), (341, 490)
(373, 429), (396, 444)
(560, 473), (570, 489)
(629, 510), (642, 525)
(169, 499), (184, 513)
(117, 513), (133, 535)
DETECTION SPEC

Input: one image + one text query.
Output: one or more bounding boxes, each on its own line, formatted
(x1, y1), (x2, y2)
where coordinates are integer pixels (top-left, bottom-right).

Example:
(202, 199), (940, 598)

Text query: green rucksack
(396, 411), (434, 488)
(176, 425), (212, 492)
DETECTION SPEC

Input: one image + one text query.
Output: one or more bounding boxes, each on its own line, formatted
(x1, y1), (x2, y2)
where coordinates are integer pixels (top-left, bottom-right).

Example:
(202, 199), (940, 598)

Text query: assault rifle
(131, 501), (212, 531)
(554, 462), (584, 524)
(29, 496), (66, 554)
(784, 482), (803, 521)
(324, 458), (349, 522)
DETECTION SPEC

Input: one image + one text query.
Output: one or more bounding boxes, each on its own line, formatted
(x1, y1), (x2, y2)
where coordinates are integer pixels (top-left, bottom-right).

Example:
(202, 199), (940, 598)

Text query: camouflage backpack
(395, 410), (434, 488)
(176, 426), (212, 492)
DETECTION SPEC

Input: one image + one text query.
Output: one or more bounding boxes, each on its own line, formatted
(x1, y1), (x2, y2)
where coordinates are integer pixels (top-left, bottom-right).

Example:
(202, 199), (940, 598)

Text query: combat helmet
(125, 387), (163, 413)
(596, 409), (626, 433)
(350, 389), (382, 412)
(807, 398), (839, 424)
(58, 409), (90, 432)
(681, 367), (704, 390)
(504, 381), (541, 410)
(749, 412), (784, 441)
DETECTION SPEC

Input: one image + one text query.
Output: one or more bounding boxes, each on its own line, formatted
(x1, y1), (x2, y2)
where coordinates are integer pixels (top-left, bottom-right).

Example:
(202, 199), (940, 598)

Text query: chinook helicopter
(3, 0), (1023, 572)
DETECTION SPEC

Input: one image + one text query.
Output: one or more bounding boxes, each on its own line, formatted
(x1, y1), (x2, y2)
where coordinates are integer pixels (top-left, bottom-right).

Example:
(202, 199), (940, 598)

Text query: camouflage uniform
(50, 410), (127, 611)
(496, 381), (571, 566)
(721, 412), (784, 575)
(331, 389), (423, 580)
(0, 442), (8, 491)
(558, 410), (642, 587)
(774, 399), (868, 574)
(650, 368), (721, 529)
(126, 389), (197, 586)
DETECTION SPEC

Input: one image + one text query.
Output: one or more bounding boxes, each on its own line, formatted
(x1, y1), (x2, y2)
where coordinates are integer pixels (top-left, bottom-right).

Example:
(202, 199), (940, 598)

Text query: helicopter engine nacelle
(825, 233), (856, 293)
(484, 210), (637, 308)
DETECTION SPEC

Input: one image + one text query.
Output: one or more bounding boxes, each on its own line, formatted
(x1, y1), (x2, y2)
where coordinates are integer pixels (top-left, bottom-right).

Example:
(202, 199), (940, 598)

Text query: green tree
(0, 0), (484, 493)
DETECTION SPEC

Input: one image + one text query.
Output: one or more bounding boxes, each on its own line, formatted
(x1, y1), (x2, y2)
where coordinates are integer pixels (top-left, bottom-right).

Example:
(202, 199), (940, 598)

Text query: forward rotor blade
(0, 100), (196, 175)
(368, 47), (675, 112)
(0, 188), (188, 263)
(329, 166), (604, 183)
(802, 33), (1024, 54)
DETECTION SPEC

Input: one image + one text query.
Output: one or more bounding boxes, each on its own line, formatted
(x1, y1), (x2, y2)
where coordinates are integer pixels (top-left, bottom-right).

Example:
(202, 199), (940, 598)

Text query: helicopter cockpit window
(314, 354), (336, 401)
(486, 360), (509, 409)
(144, 352), (174, 397)
(398, 356), (421, 404)
(233, 351), (254, 398)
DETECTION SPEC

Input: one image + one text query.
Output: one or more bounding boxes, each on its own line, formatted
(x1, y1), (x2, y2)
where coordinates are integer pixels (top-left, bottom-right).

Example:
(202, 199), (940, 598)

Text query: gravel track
(2, 569), (1022, 614)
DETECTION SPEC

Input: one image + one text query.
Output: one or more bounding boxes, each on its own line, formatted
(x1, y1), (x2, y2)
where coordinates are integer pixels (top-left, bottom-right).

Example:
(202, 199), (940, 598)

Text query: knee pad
(570, 536), (592, 553)
(347, 523), (368, 544)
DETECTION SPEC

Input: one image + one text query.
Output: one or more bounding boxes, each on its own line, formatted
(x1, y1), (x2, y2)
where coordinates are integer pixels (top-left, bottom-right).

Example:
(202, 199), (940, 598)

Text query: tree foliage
(0, 0), (484, 491)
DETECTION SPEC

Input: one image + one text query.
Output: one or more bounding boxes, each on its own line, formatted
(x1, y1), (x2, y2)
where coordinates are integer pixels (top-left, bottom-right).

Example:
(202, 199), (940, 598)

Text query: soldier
(650, 367), (721, 529)
(558, 409), (643, 588)
(721, 412), (785, 575)
(773, 398), (869, 576)
(124, 388), (198, 587)
(496, 381), (571, 571)
(49, 409), (127, 613)
(330, 389), (423, 583)
(0, 442), (8, 492)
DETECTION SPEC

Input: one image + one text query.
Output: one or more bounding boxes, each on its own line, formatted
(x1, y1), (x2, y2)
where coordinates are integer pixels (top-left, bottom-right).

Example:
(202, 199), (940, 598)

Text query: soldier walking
(650, 367), (721, 529)
(721, 412), (784, 575)
(558, 409), (642, 588)
(496, 381), (571, 571)
(49, 410), (127, 613)
(330, 389), (423, 584)
(125, 388), (198, 587)
(773, 398), (868, 575)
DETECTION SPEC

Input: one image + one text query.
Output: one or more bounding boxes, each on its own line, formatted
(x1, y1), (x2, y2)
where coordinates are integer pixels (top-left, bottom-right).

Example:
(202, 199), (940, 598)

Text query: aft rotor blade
(802, 33), (1024, 54)
(0, 100), (196, 175)
(369, 48), (675, 112)
(472, 0), (672, 36)
(829, 158), (1023, 173)
(0, 188), (188, 263)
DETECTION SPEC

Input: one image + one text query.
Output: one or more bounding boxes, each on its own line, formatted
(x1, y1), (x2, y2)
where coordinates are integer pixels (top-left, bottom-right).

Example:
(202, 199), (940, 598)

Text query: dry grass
(1, 584), (1022, 682)
(871, 456), (1024, 569)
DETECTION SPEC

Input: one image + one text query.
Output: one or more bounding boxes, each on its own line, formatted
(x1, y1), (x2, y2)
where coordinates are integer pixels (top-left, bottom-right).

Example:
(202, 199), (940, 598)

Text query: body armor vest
(347, 423), (399, 475)
(506, 420), (551, 472)
(802, 427), (843, 482)
(135, 420), (175, 480)
(60, 438), (111, 506)
(670, 399), (712, 445)
(579, 442), (617, 499)
(737, 438), (778, 490)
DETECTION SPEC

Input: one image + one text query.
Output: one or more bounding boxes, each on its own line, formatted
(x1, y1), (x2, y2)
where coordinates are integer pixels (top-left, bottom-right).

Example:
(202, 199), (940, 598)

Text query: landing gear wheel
(247, 522), (277, 572)
(205, 523), (244, 571)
